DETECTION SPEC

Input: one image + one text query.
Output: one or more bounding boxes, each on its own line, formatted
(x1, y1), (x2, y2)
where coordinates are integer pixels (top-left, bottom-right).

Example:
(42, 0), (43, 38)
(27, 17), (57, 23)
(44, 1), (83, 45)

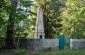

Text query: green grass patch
(13, 48), (26, 55)
(37, 49), (85, 55)
(0, 48), (85, 55)
(13, 48), (85, 55)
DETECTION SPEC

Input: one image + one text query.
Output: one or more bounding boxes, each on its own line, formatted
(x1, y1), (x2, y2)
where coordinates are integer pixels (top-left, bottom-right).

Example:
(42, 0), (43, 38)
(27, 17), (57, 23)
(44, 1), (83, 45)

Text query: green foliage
(0, 0), (85, 39)
(34, 0), (85, 38)
(0, 0), (10, 28)
(14, 0), (34, 23)
(13, 48), (26, 55)
(60, 0), (85, 38)
(19, 0), (33, 7)
(0, 0), (34, 38)
(13, 0), (35, 38)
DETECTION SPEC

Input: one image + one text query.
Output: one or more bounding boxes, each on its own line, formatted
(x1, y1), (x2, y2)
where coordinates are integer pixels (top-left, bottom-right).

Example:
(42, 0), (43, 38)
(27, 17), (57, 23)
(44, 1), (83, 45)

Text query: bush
(13, 48), (26, 55)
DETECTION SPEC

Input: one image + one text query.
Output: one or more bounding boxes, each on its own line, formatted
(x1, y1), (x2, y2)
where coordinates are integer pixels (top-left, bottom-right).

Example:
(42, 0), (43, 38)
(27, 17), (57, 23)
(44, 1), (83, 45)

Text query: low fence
(70, 39), (85, 49)
(0, 38), (59, 51)
(19, 39), (59, 51)
(1, 38), (85, 50)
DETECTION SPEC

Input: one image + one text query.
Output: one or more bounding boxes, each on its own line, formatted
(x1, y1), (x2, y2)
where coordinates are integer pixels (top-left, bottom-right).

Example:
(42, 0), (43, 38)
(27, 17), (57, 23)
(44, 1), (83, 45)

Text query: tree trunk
(5, 0), (18, 49)
(5, 14), (15, 49)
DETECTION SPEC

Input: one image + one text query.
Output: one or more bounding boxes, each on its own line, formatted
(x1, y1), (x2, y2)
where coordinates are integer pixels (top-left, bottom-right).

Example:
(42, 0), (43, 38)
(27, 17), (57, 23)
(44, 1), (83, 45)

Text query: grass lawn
(37, 49), (85, 55)
(0, 48), (85, 55)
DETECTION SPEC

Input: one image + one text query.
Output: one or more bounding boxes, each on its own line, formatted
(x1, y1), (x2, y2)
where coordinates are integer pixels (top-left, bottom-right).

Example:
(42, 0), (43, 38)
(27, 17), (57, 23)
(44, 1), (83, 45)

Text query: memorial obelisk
(34, 7), (45, 39)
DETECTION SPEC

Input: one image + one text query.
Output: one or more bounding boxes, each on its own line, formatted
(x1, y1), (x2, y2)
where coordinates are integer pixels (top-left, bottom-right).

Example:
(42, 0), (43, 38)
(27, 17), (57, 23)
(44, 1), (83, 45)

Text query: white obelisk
(34, 7), (45, 39)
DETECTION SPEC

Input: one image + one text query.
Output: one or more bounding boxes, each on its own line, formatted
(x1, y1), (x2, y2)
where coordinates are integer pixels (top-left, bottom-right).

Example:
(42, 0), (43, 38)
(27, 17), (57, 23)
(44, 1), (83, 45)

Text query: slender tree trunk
(5, 0), (18, 49)
(5, 18), (15, 48)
